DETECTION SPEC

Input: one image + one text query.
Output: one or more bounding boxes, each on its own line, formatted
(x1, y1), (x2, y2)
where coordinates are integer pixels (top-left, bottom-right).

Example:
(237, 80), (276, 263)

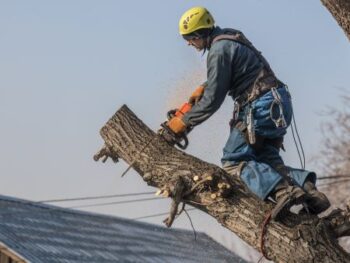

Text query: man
(163, 6), (330, 220)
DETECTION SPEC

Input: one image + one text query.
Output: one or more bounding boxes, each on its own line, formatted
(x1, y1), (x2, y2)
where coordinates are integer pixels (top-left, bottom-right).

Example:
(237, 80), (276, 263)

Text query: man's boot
(303, 180), (330, 214)
(271, 181), (308, 221)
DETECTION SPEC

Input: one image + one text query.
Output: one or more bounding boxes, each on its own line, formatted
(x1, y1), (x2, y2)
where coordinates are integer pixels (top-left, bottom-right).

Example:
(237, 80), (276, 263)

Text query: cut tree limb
(95, 105), (350, 263)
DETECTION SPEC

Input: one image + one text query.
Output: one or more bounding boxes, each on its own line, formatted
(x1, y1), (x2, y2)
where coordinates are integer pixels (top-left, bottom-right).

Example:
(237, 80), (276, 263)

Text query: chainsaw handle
(167, 109), (177, 120)
(175, 134), (189, 150)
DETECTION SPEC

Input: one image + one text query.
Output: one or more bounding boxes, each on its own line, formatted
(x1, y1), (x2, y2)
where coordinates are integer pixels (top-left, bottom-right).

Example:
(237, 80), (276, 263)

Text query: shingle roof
(0, 195), (247, 263)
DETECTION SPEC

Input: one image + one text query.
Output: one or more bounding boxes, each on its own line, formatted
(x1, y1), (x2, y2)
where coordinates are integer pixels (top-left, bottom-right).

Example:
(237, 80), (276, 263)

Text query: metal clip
(270, 87), (287, 128)
(247, 106), (256, 144)
(233, 100), (240, 122)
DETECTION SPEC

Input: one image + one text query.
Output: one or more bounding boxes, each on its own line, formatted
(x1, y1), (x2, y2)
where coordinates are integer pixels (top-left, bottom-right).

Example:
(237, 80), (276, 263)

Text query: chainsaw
(121, 101), (194, 177)
(122, 92), (202, 177)
(119, 85), (205, 176)
(159, 102), (193, 150)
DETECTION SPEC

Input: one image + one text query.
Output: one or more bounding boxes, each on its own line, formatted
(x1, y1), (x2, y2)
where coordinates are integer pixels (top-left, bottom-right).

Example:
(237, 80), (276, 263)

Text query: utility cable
(0, 197), (173, 218)
(132, 208), (196, 220)
(69, 197), (163, 209)
(317, 179), (350, 188)
(38, 191), (154, 203)
(317, 175), (350, 180)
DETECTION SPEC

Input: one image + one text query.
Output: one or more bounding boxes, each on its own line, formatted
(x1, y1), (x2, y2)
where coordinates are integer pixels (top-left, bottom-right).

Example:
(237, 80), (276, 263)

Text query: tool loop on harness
(246, 104), (256, 144)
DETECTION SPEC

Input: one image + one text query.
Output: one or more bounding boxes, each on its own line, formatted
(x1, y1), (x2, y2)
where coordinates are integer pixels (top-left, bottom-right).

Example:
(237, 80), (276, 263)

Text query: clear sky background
(1, 1), (349, 261)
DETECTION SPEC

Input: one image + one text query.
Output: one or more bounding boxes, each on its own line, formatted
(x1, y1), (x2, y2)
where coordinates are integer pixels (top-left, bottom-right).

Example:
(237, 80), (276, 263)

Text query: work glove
(188, 85), (205, 105)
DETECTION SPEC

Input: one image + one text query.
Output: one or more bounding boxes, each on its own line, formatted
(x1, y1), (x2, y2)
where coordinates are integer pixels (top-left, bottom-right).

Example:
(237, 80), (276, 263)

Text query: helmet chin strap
(201, 43), (207, 56)
(201, 35), (211, 56)
(201, 27), (215, 56)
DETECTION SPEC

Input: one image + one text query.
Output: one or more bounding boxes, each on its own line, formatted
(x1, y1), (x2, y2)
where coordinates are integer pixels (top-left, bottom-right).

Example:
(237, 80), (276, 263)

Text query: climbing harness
(270, 87), (287, 129)
(212, 29), (284, 102)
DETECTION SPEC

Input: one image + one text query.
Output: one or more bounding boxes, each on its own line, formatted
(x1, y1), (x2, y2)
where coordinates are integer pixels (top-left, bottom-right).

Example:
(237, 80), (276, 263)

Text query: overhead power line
(132, 208), (196, 220)
(318, 179), (350, 188)
(38, 191), (154, 203)
(317, 175), (350, 180)
(69, 196), (164, 209)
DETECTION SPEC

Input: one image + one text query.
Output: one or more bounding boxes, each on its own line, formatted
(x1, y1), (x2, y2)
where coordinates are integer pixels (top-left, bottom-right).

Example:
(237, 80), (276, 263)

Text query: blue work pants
(221, 86), (315, 200)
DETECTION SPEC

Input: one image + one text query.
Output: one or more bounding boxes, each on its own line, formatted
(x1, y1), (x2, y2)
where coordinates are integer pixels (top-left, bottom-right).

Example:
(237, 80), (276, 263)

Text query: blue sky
(1, 1), (349, 260)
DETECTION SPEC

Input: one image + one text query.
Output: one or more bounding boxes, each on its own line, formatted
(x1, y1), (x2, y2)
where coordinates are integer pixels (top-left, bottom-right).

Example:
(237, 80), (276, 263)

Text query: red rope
(260, 211), (272, 261)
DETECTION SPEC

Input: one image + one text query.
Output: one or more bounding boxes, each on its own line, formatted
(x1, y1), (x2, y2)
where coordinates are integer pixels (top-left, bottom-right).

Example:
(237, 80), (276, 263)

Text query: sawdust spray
(163, 64), (232, 161)
(164, 67), (206, 111)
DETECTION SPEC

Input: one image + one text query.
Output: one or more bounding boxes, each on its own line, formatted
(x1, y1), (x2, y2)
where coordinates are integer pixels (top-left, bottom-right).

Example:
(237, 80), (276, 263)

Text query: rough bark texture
(321, 0), (350, 41)
(96, 105), (350, 263)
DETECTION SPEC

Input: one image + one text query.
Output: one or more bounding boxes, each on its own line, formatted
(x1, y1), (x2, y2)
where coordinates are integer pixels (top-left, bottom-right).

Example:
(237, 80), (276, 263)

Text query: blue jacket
(182, 27), (276, 127)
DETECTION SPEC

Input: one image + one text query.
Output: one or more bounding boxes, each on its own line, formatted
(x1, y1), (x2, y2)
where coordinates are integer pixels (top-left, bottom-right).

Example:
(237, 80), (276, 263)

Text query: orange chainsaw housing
(174, 102), (192, 118)
(161, 101), (193, 150)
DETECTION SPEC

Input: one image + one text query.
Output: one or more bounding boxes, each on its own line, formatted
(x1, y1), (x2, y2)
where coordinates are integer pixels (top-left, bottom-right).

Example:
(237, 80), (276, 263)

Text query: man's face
(186, 37), (206, 51)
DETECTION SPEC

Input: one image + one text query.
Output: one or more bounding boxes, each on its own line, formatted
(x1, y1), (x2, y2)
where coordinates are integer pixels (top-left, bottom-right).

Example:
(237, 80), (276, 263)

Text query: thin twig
(184, 208), (197, 240)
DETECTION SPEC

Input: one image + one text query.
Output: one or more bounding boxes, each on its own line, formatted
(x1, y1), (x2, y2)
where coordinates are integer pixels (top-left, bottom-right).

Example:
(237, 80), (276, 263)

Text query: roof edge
(0, 241), (28, 263)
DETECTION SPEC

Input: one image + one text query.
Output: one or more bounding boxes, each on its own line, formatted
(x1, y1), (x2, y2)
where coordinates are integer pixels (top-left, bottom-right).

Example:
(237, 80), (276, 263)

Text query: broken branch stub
(95, 104), (350, 263)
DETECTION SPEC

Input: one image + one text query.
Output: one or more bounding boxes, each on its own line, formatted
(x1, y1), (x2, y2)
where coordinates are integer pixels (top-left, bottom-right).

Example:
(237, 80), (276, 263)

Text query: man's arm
(182, 49), (232, 127)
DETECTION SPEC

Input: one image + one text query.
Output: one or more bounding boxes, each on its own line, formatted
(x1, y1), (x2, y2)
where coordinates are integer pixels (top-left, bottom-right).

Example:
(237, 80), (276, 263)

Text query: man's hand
(189, 85), (205, 105)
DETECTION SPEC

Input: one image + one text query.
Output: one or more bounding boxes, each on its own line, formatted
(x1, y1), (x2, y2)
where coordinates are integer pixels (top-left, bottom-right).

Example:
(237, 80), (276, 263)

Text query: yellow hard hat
(179, 7), (215, 35)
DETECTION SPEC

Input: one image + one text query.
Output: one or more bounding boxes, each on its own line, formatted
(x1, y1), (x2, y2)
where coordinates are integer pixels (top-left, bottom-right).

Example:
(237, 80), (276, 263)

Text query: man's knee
(223, 162), (246, 177)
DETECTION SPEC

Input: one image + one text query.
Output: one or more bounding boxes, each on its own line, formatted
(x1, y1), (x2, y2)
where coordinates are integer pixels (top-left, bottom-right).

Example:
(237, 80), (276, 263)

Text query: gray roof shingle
(0, 195), (247, 263)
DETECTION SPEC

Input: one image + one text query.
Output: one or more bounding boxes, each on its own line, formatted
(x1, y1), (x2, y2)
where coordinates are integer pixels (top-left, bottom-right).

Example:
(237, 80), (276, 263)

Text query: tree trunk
(321, 0), (350, 41)
(95, 105), (350, 263)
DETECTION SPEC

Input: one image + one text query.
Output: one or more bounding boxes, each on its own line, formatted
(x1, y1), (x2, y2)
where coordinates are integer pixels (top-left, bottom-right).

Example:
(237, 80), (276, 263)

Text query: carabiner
(270, 88), (287, 128)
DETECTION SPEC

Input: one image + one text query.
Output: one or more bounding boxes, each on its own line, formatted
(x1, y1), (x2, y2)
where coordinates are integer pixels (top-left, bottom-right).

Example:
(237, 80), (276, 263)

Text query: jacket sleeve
(182, 48), (232, 127)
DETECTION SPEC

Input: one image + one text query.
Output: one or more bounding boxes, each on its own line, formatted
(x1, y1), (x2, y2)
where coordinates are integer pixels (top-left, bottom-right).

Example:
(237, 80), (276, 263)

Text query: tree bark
(321, 0), (350, 41)
(95, 105), (350, 263)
